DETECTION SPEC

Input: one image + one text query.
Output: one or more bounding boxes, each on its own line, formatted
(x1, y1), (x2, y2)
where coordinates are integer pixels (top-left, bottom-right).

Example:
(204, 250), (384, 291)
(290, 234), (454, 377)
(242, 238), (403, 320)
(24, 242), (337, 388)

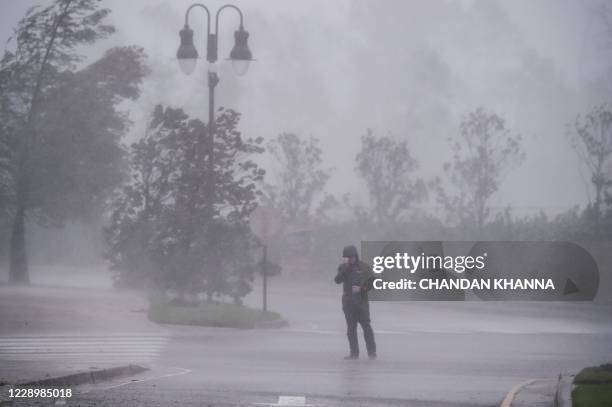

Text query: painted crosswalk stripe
(0, 336), (168, 364)
(255, 395), (326, 406)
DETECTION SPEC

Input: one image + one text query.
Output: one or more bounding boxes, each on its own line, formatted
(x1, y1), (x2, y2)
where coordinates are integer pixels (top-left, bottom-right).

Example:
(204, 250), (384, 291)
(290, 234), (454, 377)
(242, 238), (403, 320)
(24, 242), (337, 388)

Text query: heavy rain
(1, 1), (611, 406)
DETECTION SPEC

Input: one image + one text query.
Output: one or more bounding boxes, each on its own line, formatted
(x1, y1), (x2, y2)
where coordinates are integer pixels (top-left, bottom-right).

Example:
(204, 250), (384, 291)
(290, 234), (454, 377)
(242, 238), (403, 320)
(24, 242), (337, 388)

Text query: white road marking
(1, 355), (159, 362)
(0, 337), (168, 343)
(278, 396), (306, 405)
(0, 348), (163, 352)
(500, 378), (545, 407)
(255, 395), (326, 406)
(0, 336), (168, 364)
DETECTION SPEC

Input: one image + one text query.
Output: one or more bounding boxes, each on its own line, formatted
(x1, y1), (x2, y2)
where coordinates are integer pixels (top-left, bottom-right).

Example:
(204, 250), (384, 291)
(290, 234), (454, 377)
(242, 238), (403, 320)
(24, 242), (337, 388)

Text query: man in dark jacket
(334, 245), (376, 359)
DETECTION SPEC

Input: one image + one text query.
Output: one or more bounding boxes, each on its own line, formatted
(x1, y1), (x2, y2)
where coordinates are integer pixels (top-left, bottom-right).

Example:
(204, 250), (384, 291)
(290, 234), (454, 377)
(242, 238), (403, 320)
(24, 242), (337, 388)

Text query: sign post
(250, 207), (281, 312)
(262, 244), (268, 311)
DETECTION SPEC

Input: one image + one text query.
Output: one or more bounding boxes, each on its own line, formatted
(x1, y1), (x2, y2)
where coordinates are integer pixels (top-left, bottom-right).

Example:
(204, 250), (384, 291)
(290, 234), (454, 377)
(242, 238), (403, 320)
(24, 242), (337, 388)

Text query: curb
(0, 364), (148, 405)
(255, 318), (289, 329)
(554, 374), (574, 407)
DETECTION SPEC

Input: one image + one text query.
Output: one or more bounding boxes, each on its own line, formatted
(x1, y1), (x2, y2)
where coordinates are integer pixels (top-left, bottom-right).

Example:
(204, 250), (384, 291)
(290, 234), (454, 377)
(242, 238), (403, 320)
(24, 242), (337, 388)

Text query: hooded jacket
(334, 245), (375, 302)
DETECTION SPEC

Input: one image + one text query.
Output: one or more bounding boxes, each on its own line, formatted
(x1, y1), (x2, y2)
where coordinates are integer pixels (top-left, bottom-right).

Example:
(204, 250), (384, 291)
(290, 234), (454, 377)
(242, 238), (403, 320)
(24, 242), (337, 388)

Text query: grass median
(148, 296), (283, 329)
(572, 363), (612, 407)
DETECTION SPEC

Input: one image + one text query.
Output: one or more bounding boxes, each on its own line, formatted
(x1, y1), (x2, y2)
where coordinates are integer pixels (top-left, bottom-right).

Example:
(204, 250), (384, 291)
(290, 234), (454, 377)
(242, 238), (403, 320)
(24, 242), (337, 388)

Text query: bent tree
(434, 108), (525, 230)
(570, 104), (612, 221)
(106, 106), (266, 303)
(0, 0), (148, 283)
(264, 133), (335, 226)
(355, 130), (427, 229)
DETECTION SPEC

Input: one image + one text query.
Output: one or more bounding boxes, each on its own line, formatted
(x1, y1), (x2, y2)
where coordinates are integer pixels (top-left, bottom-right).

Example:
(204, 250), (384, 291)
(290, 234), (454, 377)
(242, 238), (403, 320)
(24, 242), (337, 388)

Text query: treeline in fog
(0, 0), (611, 305)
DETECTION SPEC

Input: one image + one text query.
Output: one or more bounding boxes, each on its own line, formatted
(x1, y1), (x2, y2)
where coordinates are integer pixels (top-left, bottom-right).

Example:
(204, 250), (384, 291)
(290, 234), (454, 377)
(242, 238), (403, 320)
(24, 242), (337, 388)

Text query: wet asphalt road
(2, 274), (612, 406)
(9, 324), (612, 407)
(60, 327), (612, 407)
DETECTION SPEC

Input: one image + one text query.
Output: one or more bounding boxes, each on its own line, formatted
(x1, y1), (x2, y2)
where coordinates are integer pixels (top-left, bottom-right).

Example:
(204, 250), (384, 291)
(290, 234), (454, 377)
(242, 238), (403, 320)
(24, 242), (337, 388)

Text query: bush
(147, 296), (282, 329)
(575, 363), (612, 384)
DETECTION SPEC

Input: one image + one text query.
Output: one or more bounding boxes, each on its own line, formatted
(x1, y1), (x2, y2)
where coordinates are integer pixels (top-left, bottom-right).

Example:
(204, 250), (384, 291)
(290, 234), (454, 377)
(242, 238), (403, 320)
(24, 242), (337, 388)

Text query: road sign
(250, 206), (281, 242)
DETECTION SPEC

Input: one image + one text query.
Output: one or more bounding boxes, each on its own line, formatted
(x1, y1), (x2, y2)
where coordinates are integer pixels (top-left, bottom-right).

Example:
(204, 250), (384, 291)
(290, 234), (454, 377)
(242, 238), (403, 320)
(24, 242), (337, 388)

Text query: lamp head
(177, 25), (198, 75)
(228, 27), (253, 76)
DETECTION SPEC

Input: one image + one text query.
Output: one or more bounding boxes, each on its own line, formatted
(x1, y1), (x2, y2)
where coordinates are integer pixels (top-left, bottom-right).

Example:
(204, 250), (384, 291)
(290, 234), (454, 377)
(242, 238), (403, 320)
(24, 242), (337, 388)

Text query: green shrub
(575, 363), (612, 384)
(148, 297), (282, 329)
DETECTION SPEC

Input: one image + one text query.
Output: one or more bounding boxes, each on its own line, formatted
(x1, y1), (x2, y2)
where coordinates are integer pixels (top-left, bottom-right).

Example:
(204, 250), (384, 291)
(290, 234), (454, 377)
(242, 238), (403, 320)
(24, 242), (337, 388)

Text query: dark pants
(342, 297), (376, 356)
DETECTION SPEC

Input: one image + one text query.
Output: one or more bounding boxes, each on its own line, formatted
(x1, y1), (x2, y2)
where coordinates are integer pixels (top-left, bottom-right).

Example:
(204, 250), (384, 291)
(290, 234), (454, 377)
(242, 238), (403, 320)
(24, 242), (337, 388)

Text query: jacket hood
(342, 245), (359, 260)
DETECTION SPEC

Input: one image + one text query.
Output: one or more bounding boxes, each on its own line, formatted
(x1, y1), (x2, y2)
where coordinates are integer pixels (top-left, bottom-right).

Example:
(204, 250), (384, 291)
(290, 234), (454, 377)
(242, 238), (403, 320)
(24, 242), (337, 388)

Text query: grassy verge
(148, 297), (282, 329)
(573, 363), (612, 407)
(572, 384), (612, 407)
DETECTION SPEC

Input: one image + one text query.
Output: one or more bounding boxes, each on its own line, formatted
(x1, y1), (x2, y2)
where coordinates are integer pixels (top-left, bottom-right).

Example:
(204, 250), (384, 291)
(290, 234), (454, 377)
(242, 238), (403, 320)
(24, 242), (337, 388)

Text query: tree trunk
(9, 204), (29, 284)
(6, 1), (73, 286)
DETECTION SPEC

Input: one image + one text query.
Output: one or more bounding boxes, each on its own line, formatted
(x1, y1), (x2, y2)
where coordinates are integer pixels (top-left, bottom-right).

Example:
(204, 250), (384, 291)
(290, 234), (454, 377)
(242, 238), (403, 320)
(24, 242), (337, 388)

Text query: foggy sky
(2, 0), (611, 218)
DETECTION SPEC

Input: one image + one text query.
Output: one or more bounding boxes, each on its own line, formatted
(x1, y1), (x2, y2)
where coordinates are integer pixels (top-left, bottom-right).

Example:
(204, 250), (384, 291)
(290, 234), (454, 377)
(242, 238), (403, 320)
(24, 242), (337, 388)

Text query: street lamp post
(177, 3), (253, 206)
(176, 4), (252, 292)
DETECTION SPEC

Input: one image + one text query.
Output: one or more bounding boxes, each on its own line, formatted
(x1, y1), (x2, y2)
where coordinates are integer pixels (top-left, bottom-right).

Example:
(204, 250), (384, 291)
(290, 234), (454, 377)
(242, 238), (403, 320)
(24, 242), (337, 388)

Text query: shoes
(368, 353), (377, 360)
